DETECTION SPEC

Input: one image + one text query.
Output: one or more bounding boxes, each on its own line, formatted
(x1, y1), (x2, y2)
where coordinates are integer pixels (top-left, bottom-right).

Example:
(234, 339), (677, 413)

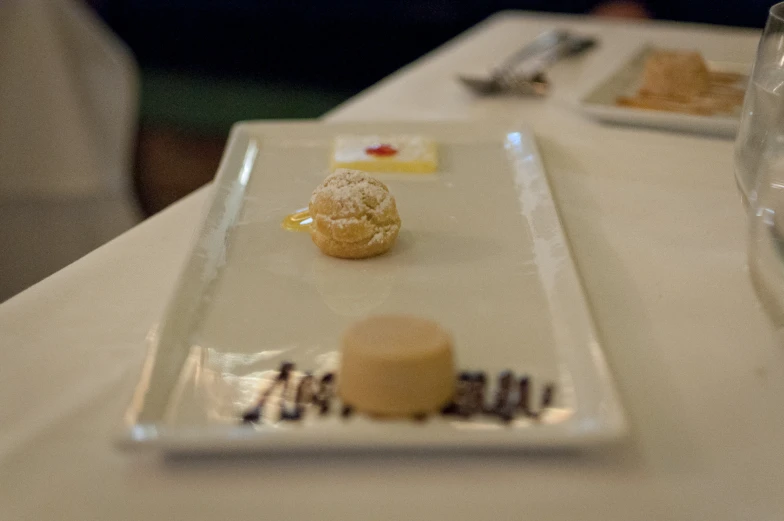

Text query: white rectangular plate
(580, 45), (749, 138)
(119, 120), (626, 453)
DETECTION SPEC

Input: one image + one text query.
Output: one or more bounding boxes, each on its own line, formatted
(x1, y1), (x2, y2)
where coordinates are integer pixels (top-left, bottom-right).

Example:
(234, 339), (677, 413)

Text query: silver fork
(457, 29), (571, 95)
(458, 32), (597, 96)
(496, 36), (597, 96)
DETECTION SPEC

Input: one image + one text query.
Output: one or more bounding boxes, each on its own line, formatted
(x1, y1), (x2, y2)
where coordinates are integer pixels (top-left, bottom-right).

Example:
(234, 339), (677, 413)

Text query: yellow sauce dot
(281, 208), (312, 232)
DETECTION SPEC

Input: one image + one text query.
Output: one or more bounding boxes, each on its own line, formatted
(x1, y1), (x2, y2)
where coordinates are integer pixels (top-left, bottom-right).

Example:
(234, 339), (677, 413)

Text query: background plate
(579, 45), (749, 138)
(119, 120), (626, 453)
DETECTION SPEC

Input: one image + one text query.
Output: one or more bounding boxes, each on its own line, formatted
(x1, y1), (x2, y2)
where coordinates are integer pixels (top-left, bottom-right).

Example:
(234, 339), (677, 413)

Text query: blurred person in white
(0, 0), (141, 302)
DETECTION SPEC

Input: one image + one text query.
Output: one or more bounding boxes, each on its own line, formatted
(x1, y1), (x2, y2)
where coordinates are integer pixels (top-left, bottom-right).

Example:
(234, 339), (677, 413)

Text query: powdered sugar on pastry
(308, 169), (401, 259)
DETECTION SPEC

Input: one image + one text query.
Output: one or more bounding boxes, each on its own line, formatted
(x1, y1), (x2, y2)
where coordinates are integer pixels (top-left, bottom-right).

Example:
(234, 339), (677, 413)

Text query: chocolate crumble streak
(277, 362), (298, 420)
(291, 372), (314, 419)
(518, 376), (531, 416)
(241, 361), (557, 425)
(314, 373), (335, 415)
(488, 370), (514, 422)
(241, 361), (294, 423)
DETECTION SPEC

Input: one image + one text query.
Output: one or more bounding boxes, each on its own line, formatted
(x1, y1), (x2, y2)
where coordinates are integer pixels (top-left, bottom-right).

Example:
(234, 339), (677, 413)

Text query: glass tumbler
(749, 160), (784, 332)
(735, 2), (784, 208)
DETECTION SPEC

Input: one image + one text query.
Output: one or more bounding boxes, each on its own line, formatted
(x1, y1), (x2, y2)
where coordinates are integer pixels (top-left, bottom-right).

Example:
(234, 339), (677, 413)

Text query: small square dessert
(331, 135), (438, 174)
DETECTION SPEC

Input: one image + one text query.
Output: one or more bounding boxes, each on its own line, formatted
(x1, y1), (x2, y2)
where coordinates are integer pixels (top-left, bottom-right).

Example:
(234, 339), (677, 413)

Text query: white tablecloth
(2, 12), (783, 521)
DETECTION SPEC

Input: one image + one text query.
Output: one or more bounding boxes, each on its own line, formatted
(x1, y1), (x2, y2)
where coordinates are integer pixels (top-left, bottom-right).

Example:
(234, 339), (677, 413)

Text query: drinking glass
(749, 161), (784, 330)
(734, 2), (784, 208)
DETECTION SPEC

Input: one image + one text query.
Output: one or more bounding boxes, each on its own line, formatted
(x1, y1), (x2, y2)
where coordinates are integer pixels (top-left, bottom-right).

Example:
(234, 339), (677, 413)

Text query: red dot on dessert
(365, 144), (398, 157)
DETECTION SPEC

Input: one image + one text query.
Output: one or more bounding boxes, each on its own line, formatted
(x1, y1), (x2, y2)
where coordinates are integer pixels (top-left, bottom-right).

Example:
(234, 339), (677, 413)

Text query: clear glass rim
(771, 2), (784, 23)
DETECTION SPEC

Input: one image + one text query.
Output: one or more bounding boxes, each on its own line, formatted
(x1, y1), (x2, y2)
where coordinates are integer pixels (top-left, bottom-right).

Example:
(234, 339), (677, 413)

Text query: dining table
(2, 11), (782, 521)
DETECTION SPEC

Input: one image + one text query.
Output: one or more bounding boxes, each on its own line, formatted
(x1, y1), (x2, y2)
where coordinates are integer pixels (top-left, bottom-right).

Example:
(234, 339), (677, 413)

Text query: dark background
(90, 1), (771, 214)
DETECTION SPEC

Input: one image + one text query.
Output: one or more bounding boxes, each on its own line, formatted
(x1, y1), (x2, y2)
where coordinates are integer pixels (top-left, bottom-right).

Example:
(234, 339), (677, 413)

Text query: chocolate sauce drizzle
(241, 361), (557, 426)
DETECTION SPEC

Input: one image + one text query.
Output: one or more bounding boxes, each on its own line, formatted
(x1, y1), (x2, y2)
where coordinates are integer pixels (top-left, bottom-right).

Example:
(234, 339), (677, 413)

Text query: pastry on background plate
(309, 169), (401, 259)
(639, 50), (710, 100)
(615, 48), (744, 116)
